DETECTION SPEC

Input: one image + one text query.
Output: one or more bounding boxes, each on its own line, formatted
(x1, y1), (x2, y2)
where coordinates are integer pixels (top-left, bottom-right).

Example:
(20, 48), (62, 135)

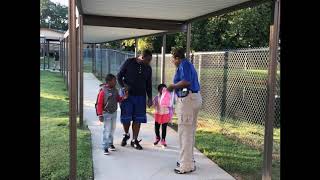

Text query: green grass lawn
(40, 71), (93, 180)
(146, 107), (280, 180)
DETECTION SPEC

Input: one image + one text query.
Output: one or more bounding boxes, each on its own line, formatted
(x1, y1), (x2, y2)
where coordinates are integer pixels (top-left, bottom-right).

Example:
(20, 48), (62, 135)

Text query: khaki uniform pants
(176, 92), (202, 171)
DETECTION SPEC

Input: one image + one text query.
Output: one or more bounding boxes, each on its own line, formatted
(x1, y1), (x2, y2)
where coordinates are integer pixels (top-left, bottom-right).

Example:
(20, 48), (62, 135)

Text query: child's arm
(97, 90), (104, 121)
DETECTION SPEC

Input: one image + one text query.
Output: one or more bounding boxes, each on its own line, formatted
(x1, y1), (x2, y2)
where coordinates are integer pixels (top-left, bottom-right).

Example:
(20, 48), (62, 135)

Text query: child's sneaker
(109, 145), (116, 151)
(161, 139), (167, 147)
(153, 137), (160, 146)
(104, 148), (109, 155)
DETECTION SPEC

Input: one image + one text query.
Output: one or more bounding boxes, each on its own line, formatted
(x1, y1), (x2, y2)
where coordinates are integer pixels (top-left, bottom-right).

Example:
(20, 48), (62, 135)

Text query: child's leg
(108, 111), (117, 146)
(161, 123), (168, 140)
(103, 113), (112, 149)
(155, 121), (160, 138)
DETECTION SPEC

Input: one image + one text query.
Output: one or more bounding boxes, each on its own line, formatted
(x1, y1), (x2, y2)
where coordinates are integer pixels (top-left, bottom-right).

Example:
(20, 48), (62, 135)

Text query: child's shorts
(120, 96), (147, 124)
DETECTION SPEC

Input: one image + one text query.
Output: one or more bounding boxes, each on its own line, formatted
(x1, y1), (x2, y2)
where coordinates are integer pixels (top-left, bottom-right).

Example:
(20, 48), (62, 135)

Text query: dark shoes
(103, 148), (109, 155)
(121, 134), (130, 146)
(175, 161), (196, 174)
(103, 145), (115, 155)
(153, 137), (160, 146)
(174, 167), (195, 174)
(131, 139), (143, 150)
(109, 145), (116, 151)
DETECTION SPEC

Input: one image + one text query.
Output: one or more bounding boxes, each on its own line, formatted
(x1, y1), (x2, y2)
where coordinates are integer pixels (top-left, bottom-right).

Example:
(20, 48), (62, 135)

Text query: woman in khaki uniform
(167, 48), (202, 174)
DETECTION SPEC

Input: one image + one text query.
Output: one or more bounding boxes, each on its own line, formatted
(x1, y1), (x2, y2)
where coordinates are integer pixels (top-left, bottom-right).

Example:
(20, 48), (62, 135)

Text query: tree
(137, 37), (153, 52)
(40, 0), (68, 31)
(229, 3), (272, 48)
(173, 1), (272, 51)
(121, 36), (157, 53)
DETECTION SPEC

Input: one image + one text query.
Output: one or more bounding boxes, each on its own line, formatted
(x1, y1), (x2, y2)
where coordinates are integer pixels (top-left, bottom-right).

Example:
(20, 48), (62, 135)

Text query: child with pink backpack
(152, 84), (174, 148)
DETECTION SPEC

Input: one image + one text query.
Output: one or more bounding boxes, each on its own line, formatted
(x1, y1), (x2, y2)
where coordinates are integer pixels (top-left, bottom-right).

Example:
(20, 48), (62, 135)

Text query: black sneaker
(174, 167), (195, 174)
(153, 137), (160, 146)
(109, 145), (116, 151)
(104, 148), (109, 155)
(131, 139), (143, 150)
(121, 134), (130, 146)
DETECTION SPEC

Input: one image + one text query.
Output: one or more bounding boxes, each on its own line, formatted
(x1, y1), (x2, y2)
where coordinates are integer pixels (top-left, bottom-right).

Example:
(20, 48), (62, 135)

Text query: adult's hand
(147, 98), (153, 108)
(124, 89), (129, 99)
(123, 93), (128, 99)
(167, 84), (175, 92)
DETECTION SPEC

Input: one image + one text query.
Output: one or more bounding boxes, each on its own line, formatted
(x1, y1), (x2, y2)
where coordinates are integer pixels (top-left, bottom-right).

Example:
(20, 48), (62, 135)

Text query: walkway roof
(65, 0), (266, 43)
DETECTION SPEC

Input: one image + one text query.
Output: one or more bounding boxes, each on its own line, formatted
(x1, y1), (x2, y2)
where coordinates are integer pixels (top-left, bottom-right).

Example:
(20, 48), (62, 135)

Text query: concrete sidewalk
(83, 73), (235, 180)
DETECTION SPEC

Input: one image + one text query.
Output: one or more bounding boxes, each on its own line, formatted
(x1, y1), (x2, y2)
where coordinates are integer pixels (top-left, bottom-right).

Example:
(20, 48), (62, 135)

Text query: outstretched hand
(167, 84), (175, 92)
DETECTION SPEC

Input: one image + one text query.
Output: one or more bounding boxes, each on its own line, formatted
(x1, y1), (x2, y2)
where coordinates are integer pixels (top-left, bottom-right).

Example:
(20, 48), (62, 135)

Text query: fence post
(64, 39), (67, 84)
(66, 37), (69, 90)
(43, 40), (46, 70)
(76, 28), (79, 116)
(79, 15), (84, 127)
(198, 54), (202, 85)
(155, 54), (158, 84)
(60, 41), (62, 75)
(92, 44), (95, 73)
(61, 40), (63, 76)
(62, 40), (65, 81)
(100, 45), (103, 80)
(244, 54), (248, 70)
(262, 0), (280, 179)
(63, 40), (66, 81)
(161, 34), (166, 84)
(191, 53), (194, 64)
(47, 41), (50, 69)
(68, 0), (77, 178)
(107, 49), (110, 74)
(220, 51), (229, 121)
(186, 23), (191, 59)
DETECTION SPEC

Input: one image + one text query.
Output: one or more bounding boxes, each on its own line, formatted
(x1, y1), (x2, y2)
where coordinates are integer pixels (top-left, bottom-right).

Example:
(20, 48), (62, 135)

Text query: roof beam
(84, 31), (179, 44)
(186, 0), (269, 23)
(82, 14), (187, 32)
(76, 0), (84, 14)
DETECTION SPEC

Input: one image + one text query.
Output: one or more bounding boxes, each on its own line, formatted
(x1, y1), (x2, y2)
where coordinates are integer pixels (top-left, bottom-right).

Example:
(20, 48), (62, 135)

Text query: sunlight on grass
(40, 71), (93, 179)
(41, 92), (68, 101)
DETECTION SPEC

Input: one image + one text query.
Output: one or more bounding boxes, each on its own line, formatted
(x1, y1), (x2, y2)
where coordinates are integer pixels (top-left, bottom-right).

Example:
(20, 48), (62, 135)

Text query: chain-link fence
(81, 48), (281, 123)
(85, 48), (135, 81)
(192, 48), (280, 127)
(83, 47), (93, 73)
(40, 42), (62, 71)
(87, 47), (280, 127)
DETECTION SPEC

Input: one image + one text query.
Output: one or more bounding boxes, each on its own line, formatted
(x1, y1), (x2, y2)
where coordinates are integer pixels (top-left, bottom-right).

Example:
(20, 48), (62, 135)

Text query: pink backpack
(159, 87), (171, 107)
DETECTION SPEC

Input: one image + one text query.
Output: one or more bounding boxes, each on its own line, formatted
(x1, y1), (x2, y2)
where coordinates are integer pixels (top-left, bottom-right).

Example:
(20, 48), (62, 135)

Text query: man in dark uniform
(117, 49), (153, 150)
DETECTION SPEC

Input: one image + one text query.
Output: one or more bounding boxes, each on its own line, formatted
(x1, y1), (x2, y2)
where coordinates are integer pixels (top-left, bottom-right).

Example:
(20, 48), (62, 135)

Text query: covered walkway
(83, 73), (234, 180)
(61, 0), (280, 179)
